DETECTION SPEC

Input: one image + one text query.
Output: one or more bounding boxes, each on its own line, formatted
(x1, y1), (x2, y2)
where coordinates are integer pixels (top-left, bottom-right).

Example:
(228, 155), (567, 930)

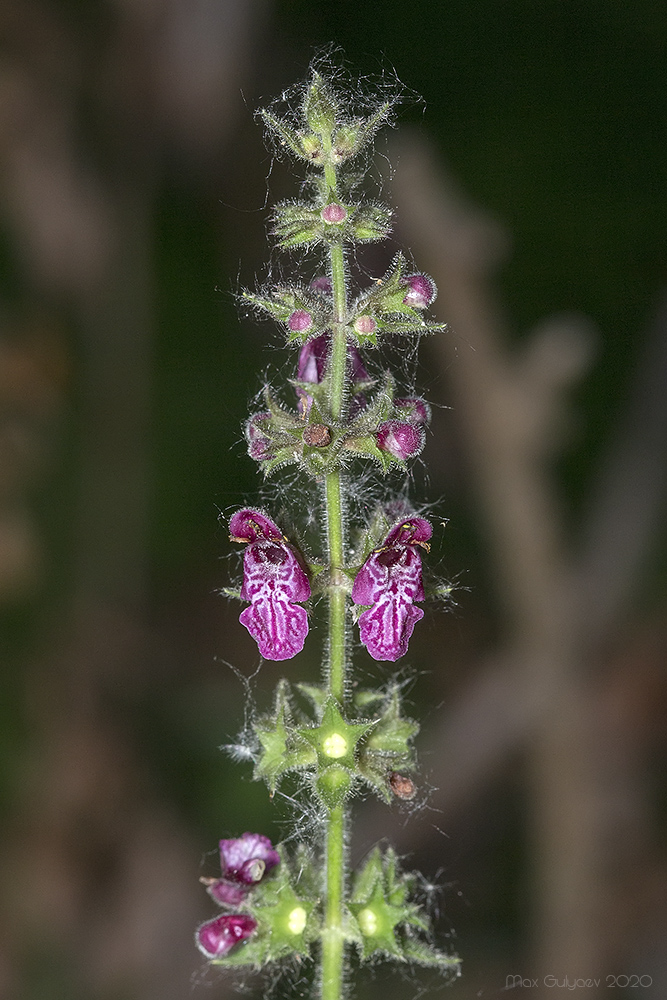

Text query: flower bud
(353, 315), (377, 336)
(310, 275), (332, 294)
(196, 913), (257, 959)
(246, 412), (274, 461)
(321, 202), (347, 224)
(393, 397), (431, 426)
(288, 309), (314, 334)
(401, 273), (436, 309)
(376, 420), (425, 460)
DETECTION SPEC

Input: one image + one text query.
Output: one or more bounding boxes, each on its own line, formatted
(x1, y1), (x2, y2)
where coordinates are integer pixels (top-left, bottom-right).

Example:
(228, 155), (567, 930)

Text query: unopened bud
(401, 273), (436, 309)
(310, 275), (332, 294)
(376, 420), (425, 460)
(288, 309), (314, 334)
(321, 202), (347, 224)
(247, 411), (274, 461)
(393, 397), (431, 426)
(353, 315), (377, 336)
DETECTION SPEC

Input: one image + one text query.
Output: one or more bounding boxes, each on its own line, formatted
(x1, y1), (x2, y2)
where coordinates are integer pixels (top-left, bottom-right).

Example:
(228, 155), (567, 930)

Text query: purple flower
(401, 273), (436, 309)
(246, 411), (274, 461)
(205, 832), (281, 907)
(230, 509), (311, 660)
(296, 333), (369, 418)
(376, 420), (425, 460)
(196, 913), (257, 959)
(352, 517), (432, 661)
(393, 397), (431, 426)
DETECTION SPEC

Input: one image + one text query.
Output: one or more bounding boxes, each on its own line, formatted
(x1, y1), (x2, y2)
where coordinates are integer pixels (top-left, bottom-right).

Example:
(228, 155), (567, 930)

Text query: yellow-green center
(357, 908), (378, 936)
(322, 732), (348, 758)
(287, 906), (307, 935)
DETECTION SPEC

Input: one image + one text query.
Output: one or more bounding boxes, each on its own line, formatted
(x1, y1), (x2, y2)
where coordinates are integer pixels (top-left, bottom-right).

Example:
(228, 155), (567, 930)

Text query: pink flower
(352, 517), (432, 661)
(376, 419), (425, 460)
(205, 832), (281, 907)
(401, 273), (436, 309)
(196, 913), (257, 959)
(296, 333), (369, 418)
(230, 509), (311, 660)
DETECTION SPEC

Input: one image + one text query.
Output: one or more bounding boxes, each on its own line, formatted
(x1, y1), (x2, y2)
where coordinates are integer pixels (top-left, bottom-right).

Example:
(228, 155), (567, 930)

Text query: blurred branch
(381, 132), (667, 985)
(0, 1), (270, 997)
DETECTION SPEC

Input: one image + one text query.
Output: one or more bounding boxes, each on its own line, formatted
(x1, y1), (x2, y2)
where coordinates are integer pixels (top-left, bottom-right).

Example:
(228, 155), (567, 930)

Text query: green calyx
(295, 696), (374, 766)
(260, 75), (395, 171)
(355, 687), (420, 801)
(272, 200), (391, 250)
(251, 681), (420, 805)
(253, 680), (317, 792)
(349, 847), (428, 960)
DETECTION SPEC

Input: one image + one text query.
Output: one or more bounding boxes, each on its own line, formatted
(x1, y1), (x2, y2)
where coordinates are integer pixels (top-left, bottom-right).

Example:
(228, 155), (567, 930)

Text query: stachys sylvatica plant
(195, 63), (460, 999)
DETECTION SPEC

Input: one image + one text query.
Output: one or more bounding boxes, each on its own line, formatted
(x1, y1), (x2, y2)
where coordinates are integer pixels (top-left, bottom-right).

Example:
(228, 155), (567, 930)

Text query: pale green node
(287, 906), (307, 935)
(358, 907), (378, 936)
(323, 732), (348, 758)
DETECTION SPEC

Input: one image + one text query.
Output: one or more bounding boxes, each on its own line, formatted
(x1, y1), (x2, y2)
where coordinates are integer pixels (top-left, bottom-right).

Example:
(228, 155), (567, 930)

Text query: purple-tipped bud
(352, 517), (432, 661)
(401, 273), (436, 309)
(288, 309), (313, 334)
(310, 275), (333, 294)
(393, 397), (431, 426)
(230, 509), (311, 660)
(321, 202), (347, 224)
(246, 412), (274, 461)
(196, 914), (257, 959)
(353, 315), (377, 336)
(376, 420), (425, 460)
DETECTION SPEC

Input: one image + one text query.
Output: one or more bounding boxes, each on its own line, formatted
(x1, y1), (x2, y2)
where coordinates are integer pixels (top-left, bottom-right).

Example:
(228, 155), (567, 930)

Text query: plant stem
(321, 802), (345, 1000)
(321, 150), (348, 998)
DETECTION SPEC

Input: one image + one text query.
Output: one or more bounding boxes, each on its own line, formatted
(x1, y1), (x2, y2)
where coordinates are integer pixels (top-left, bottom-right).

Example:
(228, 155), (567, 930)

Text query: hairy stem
(321, 156), (348, 1000)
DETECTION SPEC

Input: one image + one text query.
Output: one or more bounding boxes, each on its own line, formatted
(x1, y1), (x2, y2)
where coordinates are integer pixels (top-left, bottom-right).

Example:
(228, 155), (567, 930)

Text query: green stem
(321, 157), (348, 1000)
(321, 803), (345, 1000)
